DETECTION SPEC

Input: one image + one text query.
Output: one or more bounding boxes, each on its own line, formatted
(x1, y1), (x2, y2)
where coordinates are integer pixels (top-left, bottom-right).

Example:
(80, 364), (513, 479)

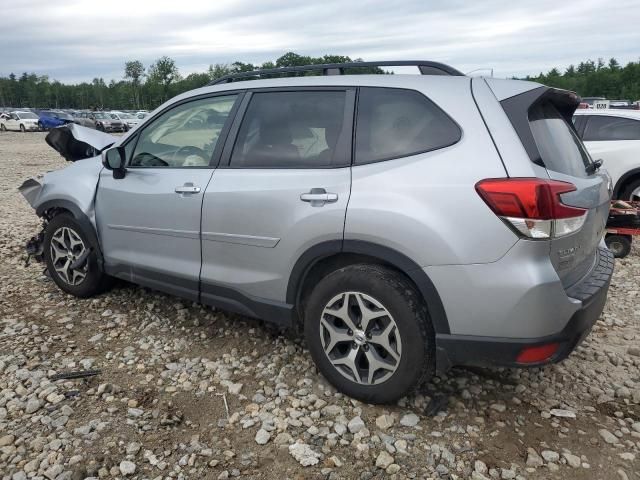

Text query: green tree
(124, 60), (145, 109)
(147, 56), (180, 104)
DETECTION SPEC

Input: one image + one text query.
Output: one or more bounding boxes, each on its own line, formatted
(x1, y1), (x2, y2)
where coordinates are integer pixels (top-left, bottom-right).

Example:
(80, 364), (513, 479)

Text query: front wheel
(304, 264), (434, 404)
(43, 213), (112, 297)
(0, 124), (6, 131)
(20, 124), (25, 132)
(38, 121), (44, 131)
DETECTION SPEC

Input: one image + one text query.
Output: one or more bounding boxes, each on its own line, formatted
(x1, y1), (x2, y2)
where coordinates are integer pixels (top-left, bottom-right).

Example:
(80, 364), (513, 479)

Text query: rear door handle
(300, 188), (338, 206)
(175, 183), (201, 194)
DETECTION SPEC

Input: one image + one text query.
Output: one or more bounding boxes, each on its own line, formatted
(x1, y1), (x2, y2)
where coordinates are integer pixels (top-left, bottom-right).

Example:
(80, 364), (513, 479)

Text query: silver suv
(20, 61), (614, 403)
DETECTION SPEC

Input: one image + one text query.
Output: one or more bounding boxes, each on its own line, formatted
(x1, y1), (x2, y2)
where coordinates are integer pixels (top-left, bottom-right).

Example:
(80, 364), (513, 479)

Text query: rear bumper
(435, 247), (614, 371)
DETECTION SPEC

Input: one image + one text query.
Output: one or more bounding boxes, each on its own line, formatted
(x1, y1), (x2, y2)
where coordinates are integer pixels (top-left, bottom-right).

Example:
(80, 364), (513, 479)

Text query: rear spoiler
(46, 123), (116, 162)
(500, 87), (581, 167)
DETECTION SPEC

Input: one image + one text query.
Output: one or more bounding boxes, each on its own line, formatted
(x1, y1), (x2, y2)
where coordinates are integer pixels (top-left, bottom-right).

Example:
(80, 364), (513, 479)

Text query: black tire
(605, 234), (632, 258)
(619, 178), (640, 202)
(303, 264), (434, 404)
(0, 124), (6, 131)
(43, 213), (112, 297)
(20, 124), (25, 132)
(38, 121), (44, 131)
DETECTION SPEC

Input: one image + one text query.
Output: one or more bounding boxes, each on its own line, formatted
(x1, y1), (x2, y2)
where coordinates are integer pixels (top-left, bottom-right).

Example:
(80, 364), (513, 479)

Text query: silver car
(20, 61), (613, 403)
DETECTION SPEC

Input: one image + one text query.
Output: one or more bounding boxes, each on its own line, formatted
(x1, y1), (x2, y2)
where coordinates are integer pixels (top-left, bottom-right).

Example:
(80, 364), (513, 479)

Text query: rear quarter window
(355, 87), (461, 164)
(529, 101), (593, 178)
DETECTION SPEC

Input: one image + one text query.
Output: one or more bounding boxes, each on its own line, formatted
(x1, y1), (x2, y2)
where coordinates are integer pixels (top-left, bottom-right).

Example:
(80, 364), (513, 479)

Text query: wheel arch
(37, 199), (104, 268)
(613, 167), (640, 199)
(287, 240), (450, 335)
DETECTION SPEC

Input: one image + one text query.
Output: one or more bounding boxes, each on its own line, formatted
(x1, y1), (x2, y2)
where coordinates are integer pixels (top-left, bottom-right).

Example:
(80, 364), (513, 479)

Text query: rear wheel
(304, 264), (434, 404)
(43, 213), (112, 297)
(0, 124), (6, 131)
(605, 234), (632, 258)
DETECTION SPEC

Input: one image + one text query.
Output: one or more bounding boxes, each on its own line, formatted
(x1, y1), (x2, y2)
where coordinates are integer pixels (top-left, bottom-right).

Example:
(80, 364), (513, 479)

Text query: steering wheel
(171, 146), (208, 166)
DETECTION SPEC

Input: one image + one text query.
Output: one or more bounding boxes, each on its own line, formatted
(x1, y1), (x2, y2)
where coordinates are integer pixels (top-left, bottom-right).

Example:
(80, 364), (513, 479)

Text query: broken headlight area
(25, 222), (46, 267)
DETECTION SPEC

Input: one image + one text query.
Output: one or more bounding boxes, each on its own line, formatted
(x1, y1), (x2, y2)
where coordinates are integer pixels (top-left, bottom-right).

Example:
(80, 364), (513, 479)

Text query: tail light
(475, 178), (587, 239)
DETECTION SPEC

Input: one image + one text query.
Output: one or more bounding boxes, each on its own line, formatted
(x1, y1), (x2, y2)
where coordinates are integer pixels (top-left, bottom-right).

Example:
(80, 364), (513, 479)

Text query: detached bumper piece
(435, 247), (614, 371)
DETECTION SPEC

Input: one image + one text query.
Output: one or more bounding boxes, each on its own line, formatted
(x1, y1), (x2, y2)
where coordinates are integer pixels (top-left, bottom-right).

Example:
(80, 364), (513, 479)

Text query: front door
(200, 89), (354, 313)
(95, 93), (241, 301)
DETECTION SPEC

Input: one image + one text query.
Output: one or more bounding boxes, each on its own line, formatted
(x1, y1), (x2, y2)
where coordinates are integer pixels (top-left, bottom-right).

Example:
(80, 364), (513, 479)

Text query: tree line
(0, 53), (638, 110)
(0, 52), (382, 110)
(525, 58), (640, 101)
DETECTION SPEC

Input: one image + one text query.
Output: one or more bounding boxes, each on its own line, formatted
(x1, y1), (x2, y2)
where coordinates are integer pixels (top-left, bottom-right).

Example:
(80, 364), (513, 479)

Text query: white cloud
(1, 0), (638, 82)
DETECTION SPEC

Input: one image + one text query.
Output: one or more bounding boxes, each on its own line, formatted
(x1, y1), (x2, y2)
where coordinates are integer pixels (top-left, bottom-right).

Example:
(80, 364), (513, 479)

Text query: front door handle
(300, 188), (338, 206)
(175, 183), (201, 194)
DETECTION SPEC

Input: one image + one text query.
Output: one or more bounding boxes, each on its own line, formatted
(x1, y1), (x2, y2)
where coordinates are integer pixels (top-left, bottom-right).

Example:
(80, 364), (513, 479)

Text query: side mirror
(102, 146), (126, 179)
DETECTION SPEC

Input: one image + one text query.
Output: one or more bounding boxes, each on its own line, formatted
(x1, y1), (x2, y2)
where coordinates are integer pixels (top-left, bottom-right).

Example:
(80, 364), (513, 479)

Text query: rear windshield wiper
(586, 158), (603, 175)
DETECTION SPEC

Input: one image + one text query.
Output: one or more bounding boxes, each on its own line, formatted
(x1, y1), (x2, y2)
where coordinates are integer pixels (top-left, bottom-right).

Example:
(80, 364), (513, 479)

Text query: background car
(76, 111), (125, 132)
(0, 111), (40, 132)
(574, 109), (640, 200)
(35, 110), (75, 130)
(110, 111), (140, 131)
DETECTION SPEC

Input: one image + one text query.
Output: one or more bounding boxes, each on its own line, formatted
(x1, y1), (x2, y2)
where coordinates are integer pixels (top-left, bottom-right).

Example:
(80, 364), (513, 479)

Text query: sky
(1, 0), (639, 83)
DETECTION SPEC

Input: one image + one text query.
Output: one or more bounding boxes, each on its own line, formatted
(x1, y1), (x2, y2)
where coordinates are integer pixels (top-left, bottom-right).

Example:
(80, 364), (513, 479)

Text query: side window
(230, 91), (348, 168)
(583, 116), (640, 141)
(10, 113), (18, 120)
(130, 94), (238, 168)
(355, 87), (461, 164)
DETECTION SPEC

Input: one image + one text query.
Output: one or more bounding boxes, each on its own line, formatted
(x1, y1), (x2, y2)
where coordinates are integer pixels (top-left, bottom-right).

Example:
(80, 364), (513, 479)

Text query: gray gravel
(1, 131), (639, 479)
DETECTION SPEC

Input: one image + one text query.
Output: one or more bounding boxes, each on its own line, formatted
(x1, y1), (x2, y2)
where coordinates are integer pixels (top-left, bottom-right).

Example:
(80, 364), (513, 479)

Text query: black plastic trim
(200, 282), (293, 327)
(285, 239), (451, 334)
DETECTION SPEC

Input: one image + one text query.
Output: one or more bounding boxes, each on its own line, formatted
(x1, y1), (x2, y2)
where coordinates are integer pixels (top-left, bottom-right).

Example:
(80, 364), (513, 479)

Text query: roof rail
(207, 60), (464, 86)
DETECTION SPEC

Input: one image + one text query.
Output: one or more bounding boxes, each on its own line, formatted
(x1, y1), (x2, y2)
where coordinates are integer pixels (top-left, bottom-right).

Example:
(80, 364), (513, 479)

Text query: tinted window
(130, 94), (238, 168)
(583, 115), (640, 141)
(529, 101), (593, 178)
(230, 91), (348, 168)
(355, 88), (460, 164)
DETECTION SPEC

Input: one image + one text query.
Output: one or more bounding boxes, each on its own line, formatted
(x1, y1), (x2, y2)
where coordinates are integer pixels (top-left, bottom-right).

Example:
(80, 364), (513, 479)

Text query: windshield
(18, 112), (38, 120)
(93, 112), (111, 119)
(118, 113), (133, 119)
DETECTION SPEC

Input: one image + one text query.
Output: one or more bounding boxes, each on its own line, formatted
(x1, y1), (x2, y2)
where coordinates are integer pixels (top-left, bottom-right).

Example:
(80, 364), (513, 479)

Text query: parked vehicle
(110, 112), (141, 131)
(35, 110), (75, 130)
(574, 109), (640, 200)
(76, 112), (125, 132)
(20, 61), (613, 403)
(0, 111), (39, 132)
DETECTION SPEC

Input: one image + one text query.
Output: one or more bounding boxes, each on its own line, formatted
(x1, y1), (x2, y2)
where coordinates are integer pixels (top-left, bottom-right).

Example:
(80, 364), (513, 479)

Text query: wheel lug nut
(363, 344), (369, 351)
(352, 342), (358, 349)
(366, 333), (372, 339)
(347, 329), (353, 335)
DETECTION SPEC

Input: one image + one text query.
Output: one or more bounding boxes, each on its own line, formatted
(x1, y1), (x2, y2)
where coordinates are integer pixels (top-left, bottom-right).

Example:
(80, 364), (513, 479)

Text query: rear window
(355, 87), (460, 164)
(583, 115), (640, 141)
(529, 101), (593, 178)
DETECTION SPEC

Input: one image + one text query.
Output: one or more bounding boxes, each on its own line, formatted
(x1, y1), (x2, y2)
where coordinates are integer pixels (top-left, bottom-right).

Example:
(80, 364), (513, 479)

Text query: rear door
(522, 94), (610, 287)
(580, 114), (640, 199)
(200, 88), (354, 306)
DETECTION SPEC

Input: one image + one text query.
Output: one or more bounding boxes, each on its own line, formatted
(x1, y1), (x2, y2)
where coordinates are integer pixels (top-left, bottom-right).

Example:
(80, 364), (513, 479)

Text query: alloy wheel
(49, 227), (88, 285)
(630, 186), (640, 202)
(319, 291), (402, 385)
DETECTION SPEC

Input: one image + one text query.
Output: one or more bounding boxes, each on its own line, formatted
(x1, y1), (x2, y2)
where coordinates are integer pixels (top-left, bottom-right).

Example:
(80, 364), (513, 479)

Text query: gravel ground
(1, 131), (639, 480)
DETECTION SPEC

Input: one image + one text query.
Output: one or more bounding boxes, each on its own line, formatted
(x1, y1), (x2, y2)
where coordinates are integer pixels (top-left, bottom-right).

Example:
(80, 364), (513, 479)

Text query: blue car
(35, 110), (74, 130)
